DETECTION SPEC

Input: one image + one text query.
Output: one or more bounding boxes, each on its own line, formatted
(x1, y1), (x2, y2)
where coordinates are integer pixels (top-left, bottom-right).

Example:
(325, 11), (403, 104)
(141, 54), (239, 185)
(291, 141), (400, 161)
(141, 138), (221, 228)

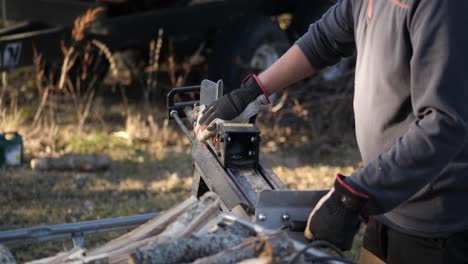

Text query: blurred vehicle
(0, 0), (334, 88)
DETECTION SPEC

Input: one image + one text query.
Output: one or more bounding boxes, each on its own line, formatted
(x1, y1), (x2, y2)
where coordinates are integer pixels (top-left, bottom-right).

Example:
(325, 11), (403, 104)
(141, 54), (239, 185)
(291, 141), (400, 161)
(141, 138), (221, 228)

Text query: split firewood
(88, 193), (221, 263)
(148, 192), (221, 241)
(30, 154), (110, 171)
(26, 193), (303, 264)
(130, 222), (254, 264)
(0, 245), (16, 264)
(238, 256), (272, 264)
(192, 231), (295, 264)
(109, 193), (220, 263)
(26, 247), (85, 264)
(88, 196), (199, 257)
(214, 222), (256, 237)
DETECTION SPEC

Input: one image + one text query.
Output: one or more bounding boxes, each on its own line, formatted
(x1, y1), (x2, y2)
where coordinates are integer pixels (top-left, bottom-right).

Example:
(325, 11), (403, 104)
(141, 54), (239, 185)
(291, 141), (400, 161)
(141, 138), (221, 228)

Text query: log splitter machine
(167, 79), (328, 241)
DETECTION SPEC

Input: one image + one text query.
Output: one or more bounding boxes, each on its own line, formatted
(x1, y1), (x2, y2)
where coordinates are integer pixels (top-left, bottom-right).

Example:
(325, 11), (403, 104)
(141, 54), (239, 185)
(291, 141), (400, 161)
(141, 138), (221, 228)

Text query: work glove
(195, 74), (270, 142)
(305, 174), (369, 250)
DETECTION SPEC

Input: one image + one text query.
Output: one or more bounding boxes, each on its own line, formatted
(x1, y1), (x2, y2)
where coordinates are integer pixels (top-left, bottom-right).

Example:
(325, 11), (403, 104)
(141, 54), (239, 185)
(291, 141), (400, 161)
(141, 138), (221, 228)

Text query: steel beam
(0, 212), (158, 246)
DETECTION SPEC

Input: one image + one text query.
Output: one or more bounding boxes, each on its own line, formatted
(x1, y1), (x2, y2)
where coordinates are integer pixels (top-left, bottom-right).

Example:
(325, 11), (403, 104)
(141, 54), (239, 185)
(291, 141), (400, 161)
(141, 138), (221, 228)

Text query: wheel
(208, 16), (290, 93)
(321, 57), (355, 81)
(289, 0), (334, 39)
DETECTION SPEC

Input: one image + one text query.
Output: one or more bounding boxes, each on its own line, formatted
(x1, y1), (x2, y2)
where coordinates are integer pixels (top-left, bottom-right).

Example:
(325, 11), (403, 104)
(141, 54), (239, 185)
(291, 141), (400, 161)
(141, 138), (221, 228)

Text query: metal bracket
(200, 79), (223, 106)
(167, 85), (200, 118)
(166, 79), (223, 119)
(254, 190), (328, 230)
(72, 232), (84, 248)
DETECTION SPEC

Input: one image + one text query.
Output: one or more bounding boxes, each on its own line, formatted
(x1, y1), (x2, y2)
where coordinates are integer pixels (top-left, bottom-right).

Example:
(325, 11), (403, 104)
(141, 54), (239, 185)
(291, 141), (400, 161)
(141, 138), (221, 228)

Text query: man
(197, 0), (468, 263)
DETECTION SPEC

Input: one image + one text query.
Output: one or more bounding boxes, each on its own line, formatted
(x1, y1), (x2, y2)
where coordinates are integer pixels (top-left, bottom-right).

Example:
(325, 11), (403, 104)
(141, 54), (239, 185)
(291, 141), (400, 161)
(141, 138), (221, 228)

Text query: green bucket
(0, 132), (23, 166)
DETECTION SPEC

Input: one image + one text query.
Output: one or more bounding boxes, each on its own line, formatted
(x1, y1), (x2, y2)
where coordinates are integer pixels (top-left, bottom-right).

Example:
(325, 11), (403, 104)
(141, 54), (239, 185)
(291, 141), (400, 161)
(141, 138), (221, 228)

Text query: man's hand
(195, 75), (270, 141)
(305, 174), (369, 250)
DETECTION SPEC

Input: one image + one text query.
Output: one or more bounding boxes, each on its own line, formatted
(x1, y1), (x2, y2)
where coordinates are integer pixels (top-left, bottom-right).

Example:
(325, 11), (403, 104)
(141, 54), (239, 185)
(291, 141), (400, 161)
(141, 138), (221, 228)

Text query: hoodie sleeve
(347, 0), (468, 215)
(295, 0), (356, 69)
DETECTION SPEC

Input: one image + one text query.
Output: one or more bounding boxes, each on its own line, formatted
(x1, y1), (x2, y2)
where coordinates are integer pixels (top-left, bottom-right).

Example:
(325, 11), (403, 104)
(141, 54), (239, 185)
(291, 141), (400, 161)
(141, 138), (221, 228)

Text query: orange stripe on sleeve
(388, 0), (410, 9)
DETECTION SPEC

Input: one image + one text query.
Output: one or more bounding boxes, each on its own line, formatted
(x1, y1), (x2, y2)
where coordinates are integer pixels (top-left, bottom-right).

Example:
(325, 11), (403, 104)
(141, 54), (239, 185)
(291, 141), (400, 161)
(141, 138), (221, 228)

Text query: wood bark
(192, 232), (295, 264)
(238, 256), (272, 264)
(130, 233), (246, 264)
(130, 222), (254, 264)
(108, 193), (221, 263)
(86, 193), (221, 264)
(26, 193), (302, 264)
(26, 247), (85, 264)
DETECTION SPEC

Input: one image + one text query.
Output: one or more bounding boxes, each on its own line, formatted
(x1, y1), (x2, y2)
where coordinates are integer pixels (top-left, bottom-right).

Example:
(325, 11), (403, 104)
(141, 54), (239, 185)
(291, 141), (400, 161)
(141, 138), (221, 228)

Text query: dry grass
(29, 6), (112, 134)
(0, 71), (28, 134)
(0, 108), (24, 133)
(72, 7), (105, 42)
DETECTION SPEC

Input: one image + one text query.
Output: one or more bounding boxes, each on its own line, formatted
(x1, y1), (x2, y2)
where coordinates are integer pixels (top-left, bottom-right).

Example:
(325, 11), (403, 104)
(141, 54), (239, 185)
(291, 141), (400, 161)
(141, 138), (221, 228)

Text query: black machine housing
(215, 123), (260, 169)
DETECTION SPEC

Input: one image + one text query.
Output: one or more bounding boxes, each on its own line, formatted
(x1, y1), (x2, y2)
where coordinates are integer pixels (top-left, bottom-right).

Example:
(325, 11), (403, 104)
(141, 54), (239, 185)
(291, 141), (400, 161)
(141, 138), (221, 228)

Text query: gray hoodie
(296, 0), (468, 237)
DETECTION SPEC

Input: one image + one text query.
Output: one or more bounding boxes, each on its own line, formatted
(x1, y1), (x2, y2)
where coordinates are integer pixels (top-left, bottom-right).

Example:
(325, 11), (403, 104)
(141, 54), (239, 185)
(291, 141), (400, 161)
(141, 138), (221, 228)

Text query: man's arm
(347, 0), (468, 215)
(260, 0), (355, 93)
(197, 0), (355, 137)
(258, 45), (315, 94)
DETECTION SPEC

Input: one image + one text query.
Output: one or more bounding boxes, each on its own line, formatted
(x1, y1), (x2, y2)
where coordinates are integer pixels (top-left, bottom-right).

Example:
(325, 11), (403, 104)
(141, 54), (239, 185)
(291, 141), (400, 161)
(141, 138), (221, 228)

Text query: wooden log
(149, 192), (221, 241)
(87, 193), (221, 264)
(130, 233), (247, 264)
(214, 222), (256, 237)
(108, 193), (221, 264)
(26, 247), (85, 264)
(192, 232), (295, 264)
(130, 222), (254, 264)
(238, 257), (272, 264)
(30, 154), (111, 171)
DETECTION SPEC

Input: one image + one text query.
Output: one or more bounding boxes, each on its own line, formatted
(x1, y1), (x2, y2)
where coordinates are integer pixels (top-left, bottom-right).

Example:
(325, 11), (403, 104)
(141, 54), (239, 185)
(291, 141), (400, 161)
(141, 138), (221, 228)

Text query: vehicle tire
(289, 0), (333, 38)
(208, 16), (290, 93)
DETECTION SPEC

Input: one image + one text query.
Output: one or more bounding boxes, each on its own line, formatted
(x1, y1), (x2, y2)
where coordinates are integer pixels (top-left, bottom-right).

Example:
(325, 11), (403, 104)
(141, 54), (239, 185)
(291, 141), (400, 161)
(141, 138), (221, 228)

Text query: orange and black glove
(305, 174), (369, 250)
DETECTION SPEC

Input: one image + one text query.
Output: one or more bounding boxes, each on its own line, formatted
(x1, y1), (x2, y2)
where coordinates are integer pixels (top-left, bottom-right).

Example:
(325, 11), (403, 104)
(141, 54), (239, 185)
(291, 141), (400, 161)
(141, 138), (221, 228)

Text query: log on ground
(30, 154), (111, 171)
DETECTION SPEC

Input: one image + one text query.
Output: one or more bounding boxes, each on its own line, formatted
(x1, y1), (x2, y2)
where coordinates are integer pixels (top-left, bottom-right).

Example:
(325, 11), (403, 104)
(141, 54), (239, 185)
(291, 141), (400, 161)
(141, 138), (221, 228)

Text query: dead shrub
(259, 66), (356, 151)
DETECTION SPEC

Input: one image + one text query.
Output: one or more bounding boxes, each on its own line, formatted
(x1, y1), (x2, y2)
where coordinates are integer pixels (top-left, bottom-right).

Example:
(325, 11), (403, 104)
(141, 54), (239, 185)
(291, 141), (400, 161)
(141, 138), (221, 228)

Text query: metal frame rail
(0, 212), (158, 247)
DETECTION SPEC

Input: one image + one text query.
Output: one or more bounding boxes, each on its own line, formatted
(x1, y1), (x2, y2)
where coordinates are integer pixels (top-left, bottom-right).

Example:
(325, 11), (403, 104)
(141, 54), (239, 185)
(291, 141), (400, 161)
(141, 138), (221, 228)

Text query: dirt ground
(0, 69), (363, 262)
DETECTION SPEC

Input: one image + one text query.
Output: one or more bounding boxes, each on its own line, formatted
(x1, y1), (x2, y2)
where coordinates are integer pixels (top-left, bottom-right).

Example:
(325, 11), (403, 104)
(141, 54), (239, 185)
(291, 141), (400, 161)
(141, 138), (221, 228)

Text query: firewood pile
(26, 192), (308, 264)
